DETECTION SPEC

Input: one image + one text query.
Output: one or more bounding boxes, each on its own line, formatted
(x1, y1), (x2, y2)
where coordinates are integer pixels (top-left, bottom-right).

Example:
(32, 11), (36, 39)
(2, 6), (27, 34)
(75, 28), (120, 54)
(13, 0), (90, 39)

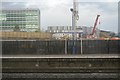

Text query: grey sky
(1, 0), (119, 33)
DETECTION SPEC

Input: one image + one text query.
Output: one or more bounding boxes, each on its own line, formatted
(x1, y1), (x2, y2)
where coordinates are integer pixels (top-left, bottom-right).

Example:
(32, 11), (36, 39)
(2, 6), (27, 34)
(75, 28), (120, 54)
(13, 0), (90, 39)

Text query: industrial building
(0, 8), (40, 32)
(47, 26), (100, 39)
(100, 30), (116, 38)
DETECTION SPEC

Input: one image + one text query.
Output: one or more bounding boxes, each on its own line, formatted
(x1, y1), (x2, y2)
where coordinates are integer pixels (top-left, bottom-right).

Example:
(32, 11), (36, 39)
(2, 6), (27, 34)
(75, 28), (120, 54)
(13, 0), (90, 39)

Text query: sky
(1, 0), (120, 33)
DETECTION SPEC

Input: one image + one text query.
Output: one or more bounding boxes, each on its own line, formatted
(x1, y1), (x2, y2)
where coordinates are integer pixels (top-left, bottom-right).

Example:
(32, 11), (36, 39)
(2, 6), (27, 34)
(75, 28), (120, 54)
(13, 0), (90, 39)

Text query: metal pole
(72, 0), (77, 54)
(71, 0), (78, 54)
(72, 9), (75, 54)
(81, 32), (83, 54)
(73, 0), (77, 40)
(65, 39), (67, 54)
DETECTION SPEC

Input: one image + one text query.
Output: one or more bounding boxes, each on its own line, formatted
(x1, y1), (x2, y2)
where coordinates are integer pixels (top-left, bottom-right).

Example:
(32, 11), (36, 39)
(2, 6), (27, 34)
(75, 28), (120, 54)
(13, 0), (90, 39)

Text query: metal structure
(70, 0), (80, 54)
(91, 15), (100, 35)
(87, 15), (100, 38)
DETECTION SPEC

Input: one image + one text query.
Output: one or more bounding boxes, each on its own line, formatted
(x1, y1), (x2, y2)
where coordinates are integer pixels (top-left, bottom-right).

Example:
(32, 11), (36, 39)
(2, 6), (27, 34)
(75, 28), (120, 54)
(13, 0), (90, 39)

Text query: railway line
(2, 73), (120, 79)
(3, 68), (119, 73)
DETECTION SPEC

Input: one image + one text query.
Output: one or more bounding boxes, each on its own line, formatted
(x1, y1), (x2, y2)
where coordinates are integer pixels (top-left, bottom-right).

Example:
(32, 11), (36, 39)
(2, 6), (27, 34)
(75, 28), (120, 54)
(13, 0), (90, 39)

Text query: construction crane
(87, 15), (100, 39)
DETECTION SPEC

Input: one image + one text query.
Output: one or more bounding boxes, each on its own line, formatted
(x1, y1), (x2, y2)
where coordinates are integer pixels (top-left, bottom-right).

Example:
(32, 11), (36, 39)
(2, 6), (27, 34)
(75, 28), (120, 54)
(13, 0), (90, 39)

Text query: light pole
(70, 0), (79, 54)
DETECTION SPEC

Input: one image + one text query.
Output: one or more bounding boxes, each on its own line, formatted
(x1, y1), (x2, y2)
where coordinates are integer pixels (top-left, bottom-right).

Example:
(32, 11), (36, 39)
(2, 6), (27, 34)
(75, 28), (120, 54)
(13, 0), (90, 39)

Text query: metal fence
(2, 40), (120, 55)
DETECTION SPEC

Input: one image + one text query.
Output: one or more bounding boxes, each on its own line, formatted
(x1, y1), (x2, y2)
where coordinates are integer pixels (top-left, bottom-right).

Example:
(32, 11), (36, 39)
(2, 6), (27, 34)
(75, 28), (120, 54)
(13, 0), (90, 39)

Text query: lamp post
(70, 0), (79, 54)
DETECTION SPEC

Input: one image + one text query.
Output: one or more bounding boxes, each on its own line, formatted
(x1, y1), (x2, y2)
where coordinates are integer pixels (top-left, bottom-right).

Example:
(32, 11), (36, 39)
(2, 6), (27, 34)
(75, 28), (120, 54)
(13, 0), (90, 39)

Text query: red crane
(87, 15), (100, 38)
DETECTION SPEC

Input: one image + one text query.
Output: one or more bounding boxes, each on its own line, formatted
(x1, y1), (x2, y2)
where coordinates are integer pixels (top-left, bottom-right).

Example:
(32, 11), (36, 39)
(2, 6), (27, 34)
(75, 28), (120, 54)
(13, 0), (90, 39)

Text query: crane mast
(86, 15), (100, 39)
(91, 15), (100, 36)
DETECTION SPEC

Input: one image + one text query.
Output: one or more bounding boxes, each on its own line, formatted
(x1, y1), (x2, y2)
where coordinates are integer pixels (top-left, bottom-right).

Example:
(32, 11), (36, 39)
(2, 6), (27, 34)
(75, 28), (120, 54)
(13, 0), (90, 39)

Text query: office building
(0, 8), (40, 32)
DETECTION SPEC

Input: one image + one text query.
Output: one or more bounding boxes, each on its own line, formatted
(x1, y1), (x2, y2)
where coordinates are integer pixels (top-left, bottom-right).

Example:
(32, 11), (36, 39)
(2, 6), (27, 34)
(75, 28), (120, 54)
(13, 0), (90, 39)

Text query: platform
(2, 54), (119, 59)
(2, 54), (120, 73)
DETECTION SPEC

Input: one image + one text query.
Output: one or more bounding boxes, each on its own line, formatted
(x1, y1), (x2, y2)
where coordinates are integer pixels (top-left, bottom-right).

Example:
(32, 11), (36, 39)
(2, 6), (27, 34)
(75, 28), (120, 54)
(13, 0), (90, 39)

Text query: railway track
(2, 72), (120, 79)
(3, 67), (120, 73)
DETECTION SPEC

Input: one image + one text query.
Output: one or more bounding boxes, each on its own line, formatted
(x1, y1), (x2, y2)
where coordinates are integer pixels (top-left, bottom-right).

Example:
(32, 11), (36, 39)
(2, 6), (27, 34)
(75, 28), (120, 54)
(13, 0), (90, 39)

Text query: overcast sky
(1, 0), (119, 33)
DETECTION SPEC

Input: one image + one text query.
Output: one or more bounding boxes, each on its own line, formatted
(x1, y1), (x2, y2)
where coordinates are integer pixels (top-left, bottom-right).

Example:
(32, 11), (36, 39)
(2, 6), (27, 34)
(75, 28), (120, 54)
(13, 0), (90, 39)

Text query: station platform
(2, 54), (120, 73)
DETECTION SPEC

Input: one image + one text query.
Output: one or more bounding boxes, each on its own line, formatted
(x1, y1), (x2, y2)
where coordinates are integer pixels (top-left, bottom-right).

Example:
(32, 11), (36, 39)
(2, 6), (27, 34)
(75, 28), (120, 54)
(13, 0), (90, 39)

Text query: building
(118, 33), (120, 38)
(117, 1), (120, 38)
(47, 26), (100, 38)
(99, 30), (119, 38)
(0, 8), (40, 32)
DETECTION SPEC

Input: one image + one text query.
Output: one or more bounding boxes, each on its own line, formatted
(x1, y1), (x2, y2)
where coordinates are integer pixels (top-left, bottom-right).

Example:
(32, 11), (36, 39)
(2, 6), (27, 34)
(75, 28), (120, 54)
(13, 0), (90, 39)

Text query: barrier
(2, 40), (120, 55)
